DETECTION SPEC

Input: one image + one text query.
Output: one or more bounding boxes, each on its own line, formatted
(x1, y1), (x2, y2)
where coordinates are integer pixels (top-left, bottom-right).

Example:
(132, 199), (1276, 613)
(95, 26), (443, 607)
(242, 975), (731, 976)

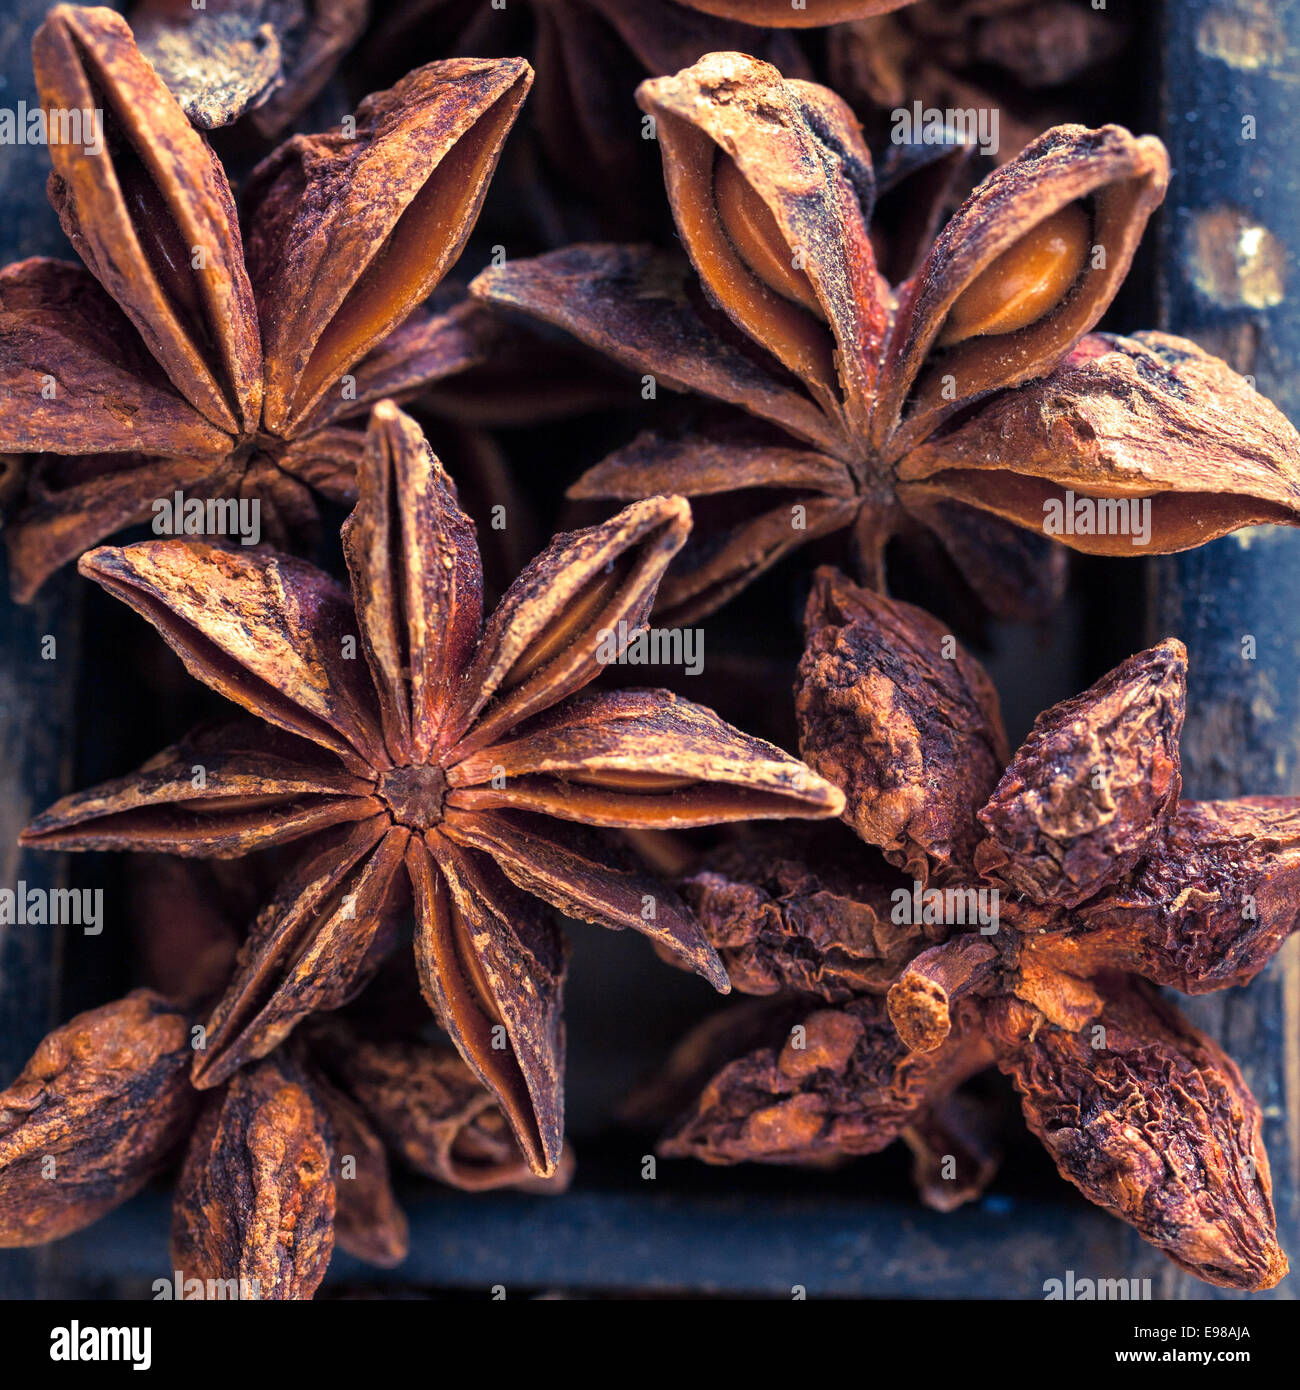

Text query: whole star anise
(20, 402), (843, 1175)
(0, 855), (570, 1299)
(1, 5), (529, 601)
(474, 53), (1300, 624)
(652, 569), (1298, 1288)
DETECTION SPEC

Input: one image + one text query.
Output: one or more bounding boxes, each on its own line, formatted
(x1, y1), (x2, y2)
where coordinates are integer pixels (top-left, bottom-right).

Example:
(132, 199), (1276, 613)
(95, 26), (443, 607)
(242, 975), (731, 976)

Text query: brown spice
(0, 856), (573, 1295)
(20, 402), (843, 1176)
(171, 1052), (336, 1299)
(474, 53), (1300, 624)
(1, 7), (528, 601)
(0, 992), (197, 1247)
(657, 993), (993, 1166)
(648, 569), (1299, 1288)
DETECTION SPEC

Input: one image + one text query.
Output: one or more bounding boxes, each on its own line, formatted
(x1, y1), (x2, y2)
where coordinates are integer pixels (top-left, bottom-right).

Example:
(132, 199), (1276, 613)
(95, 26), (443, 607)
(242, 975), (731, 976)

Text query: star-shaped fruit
(0, 857), (569, 1298)
(1, 5), (529, 600)
(474, 53), (1300, 623)
(20, 402), (843, 1174)
(649, 570), (1298, 1288)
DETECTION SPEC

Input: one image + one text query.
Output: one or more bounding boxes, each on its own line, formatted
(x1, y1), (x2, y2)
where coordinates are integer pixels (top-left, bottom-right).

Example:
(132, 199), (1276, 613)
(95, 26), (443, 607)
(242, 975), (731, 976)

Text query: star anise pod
(797, 568), (1300, 1004)
(20, 402), (843, 1175)
(474, 53), (1300, 624)
(131, 0), (369, 136)
(0, 992), (565, 1297)
(675, 820), (940, 999)
(0, 991), (199, 1250)
(0, 855), (570, 1299)
(172, 1013), (577, 1298)
(658, 568), (1295, 1288)
(648, 990), (995, 1171)
(1, 5), (529, 601)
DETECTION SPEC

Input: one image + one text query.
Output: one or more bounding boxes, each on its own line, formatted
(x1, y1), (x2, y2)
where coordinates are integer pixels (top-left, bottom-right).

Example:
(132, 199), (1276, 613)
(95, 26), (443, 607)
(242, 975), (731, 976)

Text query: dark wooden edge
(1151, 0), (1300, 1301)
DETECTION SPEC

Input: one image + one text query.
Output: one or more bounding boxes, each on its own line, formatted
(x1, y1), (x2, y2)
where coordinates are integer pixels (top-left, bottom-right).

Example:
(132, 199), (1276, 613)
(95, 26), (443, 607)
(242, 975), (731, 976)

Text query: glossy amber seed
(568, 769), (696, 792)
(714, 153), (824, 318)
(939, 202), (1090, 346)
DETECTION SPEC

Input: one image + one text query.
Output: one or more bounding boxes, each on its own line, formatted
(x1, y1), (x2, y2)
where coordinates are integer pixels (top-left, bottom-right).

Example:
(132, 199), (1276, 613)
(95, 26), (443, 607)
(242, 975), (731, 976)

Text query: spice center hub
(379, 764), (447, 829)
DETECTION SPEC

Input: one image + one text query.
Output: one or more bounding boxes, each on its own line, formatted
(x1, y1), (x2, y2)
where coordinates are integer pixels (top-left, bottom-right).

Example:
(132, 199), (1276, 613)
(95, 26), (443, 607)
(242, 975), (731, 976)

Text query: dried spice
(21, 402), (842, 1175)
(166, 1013), (573, 1298)
(984, 978), (1283, 1291)
(1, 6), (529, 601)
(171, 1050), (336, 1299)
(0, 992), (197, 1247)
(475, 53), (1300, 624)
(0, 856), (569, 1296)
(678, 822), (946, 999)
(0, 992), (561, 1295)
(653, 568), (1296, 1287)
(3, 0), (1293, 1307)
(657, 993), (993, 1168)
(131, 0), (368, 136)
(306, 1021), (576, 1194)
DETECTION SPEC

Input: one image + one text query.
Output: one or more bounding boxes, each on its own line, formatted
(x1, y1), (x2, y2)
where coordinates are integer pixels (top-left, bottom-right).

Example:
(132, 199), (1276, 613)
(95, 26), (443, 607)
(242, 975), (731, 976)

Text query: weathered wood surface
(1151, 0), (1300, 1301)
(0, 1164), (1188, 1300)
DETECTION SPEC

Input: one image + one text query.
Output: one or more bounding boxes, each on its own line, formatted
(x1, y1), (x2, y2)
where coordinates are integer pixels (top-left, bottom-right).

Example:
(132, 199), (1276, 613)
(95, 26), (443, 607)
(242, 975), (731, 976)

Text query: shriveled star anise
(0, 856), (569, 1299)
(1, 5), (529, 601)
(474, 53), (1300, 624)
(649, 569), (1298, 1289)
(20, 402), (842, 1176)
(0, 993), (566, 1297)
(641, 987), (997, 1186)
